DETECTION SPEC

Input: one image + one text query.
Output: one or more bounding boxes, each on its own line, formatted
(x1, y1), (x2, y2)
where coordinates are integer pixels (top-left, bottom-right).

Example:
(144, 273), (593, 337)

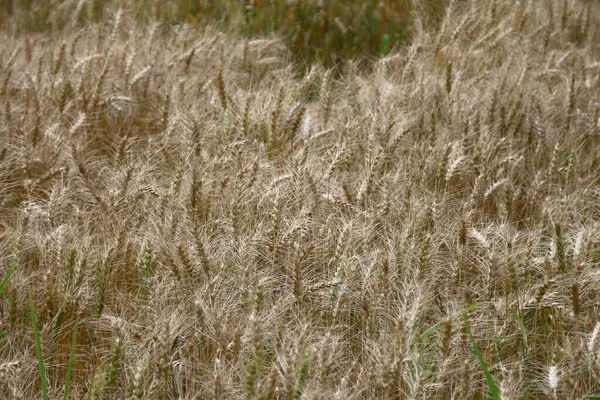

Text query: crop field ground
(1, 0), (600, 399)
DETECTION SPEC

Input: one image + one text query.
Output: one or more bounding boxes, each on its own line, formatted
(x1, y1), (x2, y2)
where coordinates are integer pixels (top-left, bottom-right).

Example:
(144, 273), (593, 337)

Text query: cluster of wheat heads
(1, 0), (600, 398)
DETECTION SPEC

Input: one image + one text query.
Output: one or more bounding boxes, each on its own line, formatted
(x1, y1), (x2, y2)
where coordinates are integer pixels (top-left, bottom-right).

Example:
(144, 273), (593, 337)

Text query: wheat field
(1, 0), (600, 399)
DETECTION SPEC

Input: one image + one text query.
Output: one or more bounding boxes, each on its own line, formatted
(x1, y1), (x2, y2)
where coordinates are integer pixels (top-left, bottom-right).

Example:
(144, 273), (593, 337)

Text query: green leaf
(420, 302), (482, 339)
(512, 308), (528, 350)
(29, 291), (49, 400)
(0, 332), (9, 339)
(133, 245), (153, 323)
(0, 255), (18, 297)
(380, 33), (390, 56)
(464, 317), (501, 400)
(63, 326), (78, 400)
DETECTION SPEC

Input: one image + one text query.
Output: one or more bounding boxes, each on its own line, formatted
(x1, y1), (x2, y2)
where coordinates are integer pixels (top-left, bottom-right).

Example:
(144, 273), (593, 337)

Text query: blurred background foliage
(0, 0), (446, 68)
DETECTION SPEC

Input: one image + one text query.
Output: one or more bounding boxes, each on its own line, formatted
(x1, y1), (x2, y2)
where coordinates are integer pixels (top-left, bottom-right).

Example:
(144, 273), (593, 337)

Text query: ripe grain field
(1, 0), (600, 399)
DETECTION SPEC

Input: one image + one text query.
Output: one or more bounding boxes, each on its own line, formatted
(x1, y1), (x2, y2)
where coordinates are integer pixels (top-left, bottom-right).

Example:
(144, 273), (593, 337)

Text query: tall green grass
(0, 255), (17, 297)
(465, 317), (501, 400)
(0, 0), (444, 68)
(166, 0), (444, 67)
(63, 326), (78, 400)
(29, 291), (49, 400)
(0, 256), (18, 339)
(232, 0), (426, 67)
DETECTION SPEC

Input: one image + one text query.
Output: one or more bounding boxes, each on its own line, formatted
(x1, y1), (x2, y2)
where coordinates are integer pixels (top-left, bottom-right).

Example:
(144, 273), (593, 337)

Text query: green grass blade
(29, 291), (49, 400)
(379, 33), (390, 56)
(86, 369), (96, 400)
(420, 302), (482, 339)
(464, 317), (501, 400)
(0, 255), (18, 297)
(133, 246), (153, 323)
(63, 326), (78, 400)
(0, 332), (8, 339)
(512, 308), (528, 349)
